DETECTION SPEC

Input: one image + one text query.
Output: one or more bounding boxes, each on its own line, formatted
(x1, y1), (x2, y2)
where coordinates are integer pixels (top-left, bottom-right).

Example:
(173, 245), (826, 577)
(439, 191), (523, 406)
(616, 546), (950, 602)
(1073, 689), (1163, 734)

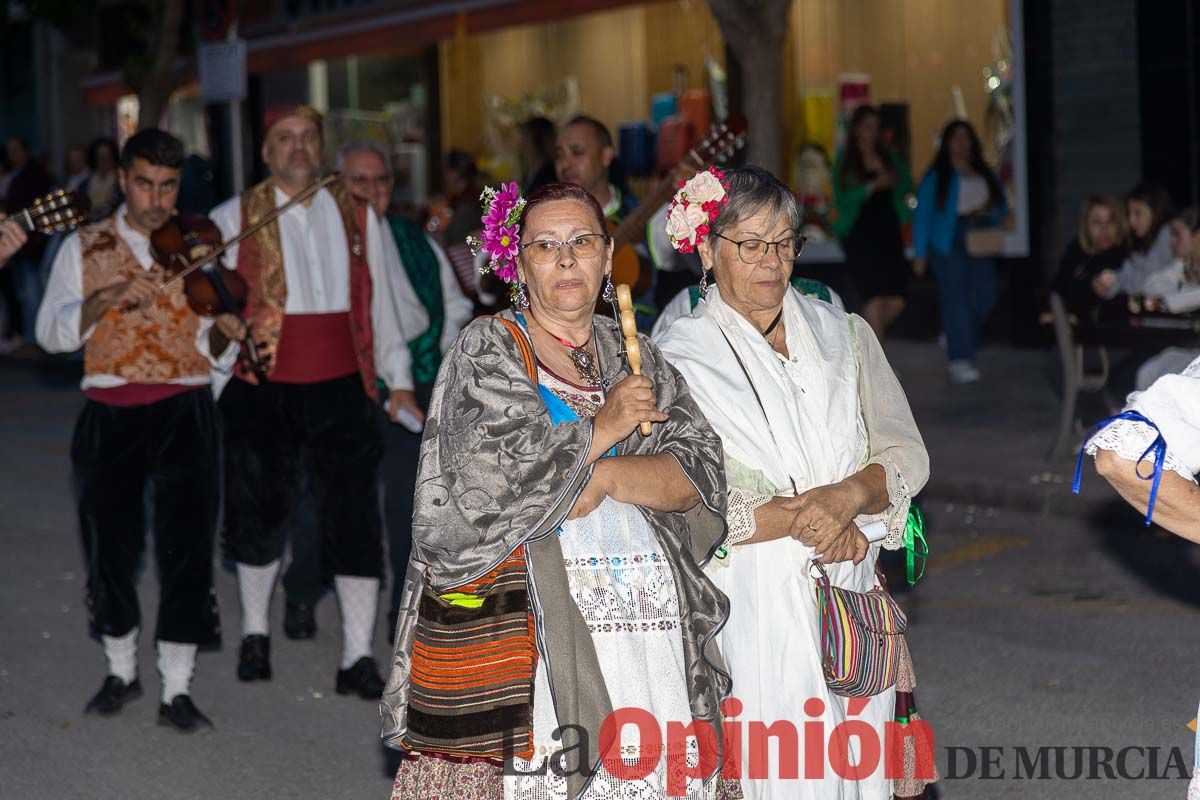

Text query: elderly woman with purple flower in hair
(380, 182), (743, 799)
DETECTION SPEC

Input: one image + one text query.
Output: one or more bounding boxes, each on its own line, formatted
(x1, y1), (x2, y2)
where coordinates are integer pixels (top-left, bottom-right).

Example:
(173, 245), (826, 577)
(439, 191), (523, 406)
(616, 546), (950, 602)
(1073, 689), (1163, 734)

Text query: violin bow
(159, 173), (340, 290)
(614, 283), (653, 437)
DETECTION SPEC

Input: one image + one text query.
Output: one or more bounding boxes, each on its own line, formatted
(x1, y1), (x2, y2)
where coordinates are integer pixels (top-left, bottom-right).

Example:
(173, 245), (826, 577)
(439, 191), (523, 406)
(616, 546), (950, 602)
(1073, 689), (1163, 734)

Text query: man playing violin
(35, 128), (233, 732)
(205, 105), (423, 699)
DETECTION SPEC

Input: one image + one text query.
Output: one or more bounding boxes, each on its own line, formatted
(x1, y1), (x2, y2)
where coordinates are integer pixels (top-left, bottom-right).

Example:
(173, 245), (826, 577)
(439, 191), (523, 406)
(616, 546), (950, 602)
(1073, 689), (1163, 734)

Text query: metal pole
(228, 19), (245, 194)
(230, 97), (245, 193)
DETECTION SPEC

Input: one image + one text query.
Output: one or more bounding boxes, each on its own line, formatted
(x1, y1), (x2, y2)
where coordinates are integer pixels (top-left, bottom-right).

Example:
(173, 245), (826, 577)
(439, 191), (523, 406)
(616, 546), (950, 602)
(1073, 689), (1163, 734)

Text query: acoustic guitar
(10, 188), (91, 235)
(608, 116), (747, 297)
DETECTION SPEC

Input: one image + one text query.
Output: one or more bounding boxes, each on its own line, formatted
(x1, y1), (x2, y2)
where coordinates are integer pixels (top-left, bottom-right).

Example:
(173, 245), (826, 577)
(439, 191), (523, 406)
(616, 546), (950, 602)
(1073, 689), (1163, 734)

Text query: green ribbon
(903, 503), (929, 585)
(440, 592), (485, 609)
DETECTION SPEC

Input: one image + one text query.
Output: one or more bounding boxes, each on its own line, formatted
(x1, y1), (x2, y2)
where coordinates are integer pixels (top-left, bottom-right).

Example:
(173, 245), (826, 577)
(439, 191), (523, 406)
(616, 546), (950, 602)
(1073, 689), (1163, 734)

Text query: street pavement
(2, 342), (1198, 799)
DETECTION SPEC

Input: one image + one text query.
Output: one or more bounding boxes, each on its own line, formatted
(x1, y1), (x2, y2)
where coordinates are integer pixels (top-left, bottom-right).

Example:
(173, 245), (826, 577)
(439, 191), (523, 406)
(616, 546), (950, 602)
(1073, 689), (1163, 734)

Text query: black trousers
(220, 374), (384, 580)
(72, 388), (221, 645)
(283, 382), (429, 614)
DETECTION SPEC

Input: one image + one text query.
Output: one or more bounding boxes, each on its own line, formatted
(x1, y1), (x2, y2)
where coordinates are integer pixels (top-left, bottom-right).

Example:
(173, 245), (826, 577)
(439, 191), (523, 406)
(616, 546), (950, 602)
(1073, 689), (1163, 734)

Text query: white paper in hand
(384, 400), (425, 433)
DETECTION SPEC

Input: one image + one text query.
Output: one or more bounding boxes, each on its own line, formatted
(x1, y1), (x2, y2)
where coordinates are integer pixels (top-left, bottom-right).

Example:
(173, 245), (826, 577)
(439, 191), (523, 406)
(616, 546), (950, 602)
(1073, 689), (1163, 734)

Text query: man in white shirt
(36, 129), (236, 732)
(335, 141), (474, 635)
(206, 105), (422, 698)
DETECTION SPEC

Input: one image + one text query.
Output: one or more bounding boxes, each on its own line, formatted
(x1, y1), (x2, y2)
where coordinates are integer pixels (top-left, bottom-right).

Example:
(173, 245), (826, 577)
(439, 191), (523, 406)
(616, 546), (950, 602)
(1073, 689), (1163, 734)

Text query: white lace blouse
(1086, 355), (1200, 481)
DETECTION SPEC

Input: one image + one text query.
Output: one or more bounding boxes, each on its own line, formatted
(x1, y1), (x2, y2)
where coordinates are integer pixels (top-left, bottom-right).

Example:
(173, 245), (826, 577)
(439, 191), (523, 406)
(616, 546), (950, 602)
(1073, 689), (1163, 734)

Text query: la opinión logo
(503, 695), (937, 795)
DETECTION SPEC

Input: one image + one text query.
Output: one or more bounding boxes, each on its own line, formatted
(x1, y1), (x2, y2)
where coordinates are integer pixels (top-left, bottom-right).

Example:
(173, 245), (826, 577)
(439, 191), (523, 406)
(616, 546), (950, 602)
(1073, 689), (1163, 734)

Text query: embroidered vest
(387, 216), (444, 387)
(234, 179), (377, 398)
(79, 217), (210, 384)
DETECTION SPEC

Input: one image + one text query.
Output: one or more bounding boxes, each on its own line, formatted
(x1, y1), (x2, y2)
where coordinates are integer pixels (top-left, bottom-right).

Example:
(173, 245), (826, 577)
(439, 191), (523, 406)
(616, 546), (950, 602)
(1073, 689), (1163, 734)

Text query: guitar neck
(611, 151), (705, 250)
(15, 207), (38, 234)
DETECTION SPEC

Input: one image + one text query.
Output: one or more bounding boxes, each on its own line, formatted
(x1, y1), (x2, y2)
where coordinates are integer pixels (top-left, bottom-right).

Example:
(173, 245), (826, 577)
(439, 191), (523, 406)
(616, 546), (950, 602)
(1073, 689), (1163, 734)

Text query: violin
(149, 213), (265, 376)
(133, 173), (339, 376)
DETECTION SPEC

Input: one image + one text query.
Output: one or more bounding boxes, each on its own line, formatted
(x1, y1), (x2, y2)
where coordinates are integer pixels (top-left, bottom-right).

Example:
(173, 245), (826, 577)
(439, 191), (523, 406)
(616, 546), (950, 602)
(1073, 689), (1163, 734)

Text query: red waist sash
(269, 312), (359, 384)
(85, 383), (197, 407)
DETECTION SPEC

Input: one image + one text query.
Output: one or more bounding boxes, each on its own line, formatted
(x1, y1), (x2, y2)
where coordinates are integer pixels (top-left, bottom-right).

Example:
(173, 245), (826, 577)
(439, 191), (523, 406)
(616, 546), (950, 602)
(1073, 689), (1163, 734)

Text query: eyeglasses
(519, 233), (609, 264)
(711, 233), (807, 264)
(346, 174), (393, 190)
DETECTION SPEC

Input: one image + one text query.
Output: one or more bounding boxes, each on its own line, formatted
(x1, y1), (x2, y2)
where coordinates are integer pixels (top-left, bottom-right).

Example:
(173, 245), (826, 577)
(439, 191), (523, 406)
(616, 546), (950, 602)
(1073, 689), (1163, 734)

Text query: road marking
(926, 535), (1030, 573)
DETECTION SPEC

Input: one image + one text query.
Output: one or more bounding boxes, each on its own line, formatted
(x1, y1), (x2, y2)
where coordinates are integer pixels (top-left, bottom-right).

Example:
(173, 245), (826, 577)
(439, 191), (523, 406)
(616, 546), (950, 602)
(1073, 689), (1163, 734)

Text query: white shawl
(658, 285), (909, 799)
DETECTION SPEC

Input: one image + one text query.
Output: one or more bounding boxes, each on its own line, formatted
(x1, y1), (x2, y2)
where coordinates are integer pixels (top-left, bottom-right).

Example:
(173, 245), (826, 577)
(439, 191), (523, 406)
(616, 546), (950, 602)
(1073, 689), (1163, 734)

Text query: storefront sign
(198, 39), (247, 103)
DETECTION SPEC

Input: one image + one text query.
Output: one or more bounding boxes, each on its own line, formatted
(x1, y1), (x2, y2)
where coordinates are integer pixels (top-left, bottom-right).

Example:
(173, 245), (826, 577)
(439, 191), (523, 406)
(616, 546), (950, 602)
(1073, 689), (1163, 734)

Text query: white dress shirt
(207, 186), (422, 393)
(431, 236), (475, 353)
(35, 204), (216, 389)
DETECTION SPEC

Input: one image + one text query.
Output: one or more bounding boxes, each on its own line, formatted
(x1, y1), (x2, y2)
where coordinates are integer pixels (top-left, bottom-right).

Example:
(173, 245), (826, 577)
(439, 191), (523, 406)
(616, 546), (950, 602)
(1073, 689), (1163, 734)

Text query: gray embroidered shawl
(380, 309), (732, 798)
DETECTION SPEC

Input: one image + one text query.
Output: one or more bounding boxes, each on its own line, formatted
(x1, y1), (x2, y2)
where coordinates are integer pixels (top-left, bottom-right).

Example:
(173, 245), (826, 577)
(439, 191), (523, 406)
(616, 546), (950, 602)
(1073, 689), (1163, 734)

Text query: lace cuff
(707, 488), (772, 572)
(1085, 419), (1195, 481)
(858, 456), (912, 550)
(727, 488), (772, 546)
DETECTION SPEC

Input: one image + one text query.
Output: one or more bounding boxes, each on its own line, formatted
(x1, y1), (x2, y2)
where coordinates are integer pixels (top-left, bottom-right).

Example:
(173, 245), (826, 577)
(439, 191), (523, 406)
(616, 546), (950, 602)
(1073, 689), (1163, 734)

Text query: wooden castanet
(615, 283), (653, 437)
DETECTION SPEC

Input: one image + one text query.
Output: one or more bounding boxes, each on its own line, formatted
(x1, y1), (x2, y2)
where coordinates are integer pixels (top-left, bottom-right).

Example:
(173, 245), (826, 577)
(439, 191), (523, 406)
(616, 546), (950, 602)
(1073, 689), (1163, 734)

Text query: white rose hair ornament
(467, 182), (527, 303)
(665, 166), (730, 254)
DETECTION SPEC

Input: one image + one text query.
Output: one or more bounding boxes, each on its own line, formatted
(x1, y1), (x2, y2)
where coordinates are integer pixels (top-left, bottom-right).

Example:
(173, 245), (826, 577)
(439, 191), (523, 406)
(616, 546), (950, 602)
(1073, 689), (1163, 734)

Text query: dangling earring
(698, 270), (709, 297)
(514, 280), (531, 309)
(601, 274), (615, 303)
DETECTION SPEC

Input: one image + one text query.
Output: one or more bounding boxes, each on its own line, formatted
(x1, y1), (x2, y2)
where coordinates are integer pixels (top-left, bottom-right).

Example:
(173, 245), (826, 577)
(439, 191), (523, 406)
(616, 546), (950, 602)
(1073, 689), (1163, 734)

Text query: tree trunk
(707, 0), (790, 176)
(136, 0), (186, 129)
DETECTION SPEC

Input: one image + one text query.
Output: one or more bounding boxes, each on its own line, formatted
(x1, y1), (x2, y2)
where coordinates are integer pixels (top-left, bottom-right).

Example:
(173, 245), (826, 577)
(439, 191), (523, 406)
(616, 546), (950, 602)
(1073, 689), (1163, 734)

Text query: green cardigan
(831, 148), (914, 241)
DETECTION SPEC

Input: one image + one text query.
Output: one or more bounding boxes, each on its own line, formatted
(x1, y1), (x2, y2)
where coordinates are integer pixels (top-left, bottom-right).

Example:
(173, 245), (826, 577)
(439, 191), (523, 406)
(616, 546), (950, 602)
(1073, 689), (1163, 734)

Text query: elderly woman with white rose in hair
(657, 165), (937, 800)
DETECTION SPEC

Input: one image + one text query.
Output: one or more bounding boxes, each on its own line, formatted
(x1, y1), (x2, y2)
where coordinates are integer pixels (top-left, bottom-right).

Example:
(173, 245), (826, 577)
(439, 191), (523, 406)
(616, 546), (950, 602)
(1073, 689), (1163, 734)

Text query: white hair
(335, 140), (392, 176)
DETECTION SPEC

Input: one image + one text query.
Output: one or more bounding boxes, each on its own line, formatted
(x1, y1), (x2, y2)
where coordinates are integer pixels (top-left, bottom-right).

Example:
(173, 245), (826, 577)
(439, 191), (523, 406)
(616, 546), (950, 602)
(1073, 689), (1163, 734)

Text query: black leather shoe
(84, 675), (142, 716)
(336, 656), (385, 699)
(284, 601), (317, 640)
(236, 634), (272, 682)
(157, 694), (213, 733)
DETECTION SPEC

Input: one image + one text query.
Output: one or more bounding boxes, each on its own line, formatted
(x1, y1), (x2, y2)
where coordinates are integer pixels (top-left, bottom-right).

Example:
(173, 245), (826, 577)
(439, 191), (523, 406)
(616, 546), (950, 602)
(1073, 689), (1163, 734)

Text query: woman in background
(82, 137), (121, 221)
(833, 105), (914, 343)
(1093, 182), (1174, 299)
(1051, 194), (1128, 328)
(913, 119), (1008, 384)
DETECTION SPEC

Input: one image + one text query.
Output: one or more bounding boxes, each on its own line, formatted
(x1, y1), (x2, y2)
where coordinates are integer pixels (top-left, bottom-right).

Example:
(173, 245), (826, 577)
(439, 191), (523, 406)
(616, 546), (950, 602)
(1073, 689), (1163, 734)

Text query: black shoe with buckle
(284, 601), (317, 640)
(335, 656), (385, 699)
(236, 634), (272, 682)
(157, 694), (213, 733)
(84, 675), (142, 716)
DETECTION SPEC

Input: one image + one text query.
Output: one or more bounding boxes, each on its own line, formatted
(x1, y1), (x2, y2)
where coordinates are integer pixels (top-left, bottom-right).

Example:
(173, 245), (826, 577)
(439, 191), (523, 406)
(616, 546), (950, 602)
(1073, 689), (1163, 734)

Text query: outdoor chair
(1046, 291), (1109, 460)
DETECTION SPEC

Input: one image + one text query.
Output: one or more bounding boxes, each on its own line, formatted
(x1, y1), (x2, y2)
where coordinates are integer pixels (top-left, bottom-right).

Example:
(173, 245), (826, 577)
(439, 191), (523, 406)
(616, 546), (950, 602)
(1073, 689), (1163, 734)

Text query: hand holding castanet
(616, 283), (653, 437)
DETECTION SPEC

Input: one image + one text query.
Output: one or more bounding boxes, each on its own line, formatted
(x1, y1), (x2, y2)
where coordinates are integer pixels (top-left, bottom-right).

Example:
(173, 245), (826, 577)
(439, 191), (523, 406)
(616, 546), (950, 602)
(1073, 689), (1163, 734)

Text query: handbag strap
(494, 315), (538, 382)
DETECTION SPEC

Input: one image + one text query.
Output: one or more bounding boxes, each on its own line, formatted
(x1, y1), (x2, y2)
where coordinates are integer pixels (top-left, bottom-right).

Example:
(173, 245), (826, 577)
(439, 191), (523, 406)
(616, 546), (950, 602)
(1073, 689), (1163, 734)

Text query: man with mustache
(36, 129), (239, 731)
(206, 106), (423, 698)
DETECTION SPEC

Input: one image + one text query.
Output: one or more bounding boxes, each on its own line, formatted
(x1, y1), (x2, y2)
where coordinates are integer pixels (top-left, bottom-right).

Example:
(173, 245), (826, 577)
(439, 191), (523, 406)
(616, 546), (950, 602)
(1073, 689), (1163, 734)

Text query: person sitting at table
(1142, 207), (1200, 300)
(1093, 182), (1174, 299)
(1051, 195), (1127, 326)
(1134, 207), (1200, 389)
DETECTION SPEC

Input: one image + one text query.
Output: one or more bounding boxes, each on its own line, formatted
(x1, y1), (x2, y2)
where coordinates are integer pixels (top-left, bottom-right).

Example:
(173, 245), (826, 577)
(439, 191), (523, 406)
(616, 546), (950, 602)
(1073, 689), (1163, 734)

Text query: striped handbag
(812, 560), (908, 698)
(402, 317), (539, 761)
